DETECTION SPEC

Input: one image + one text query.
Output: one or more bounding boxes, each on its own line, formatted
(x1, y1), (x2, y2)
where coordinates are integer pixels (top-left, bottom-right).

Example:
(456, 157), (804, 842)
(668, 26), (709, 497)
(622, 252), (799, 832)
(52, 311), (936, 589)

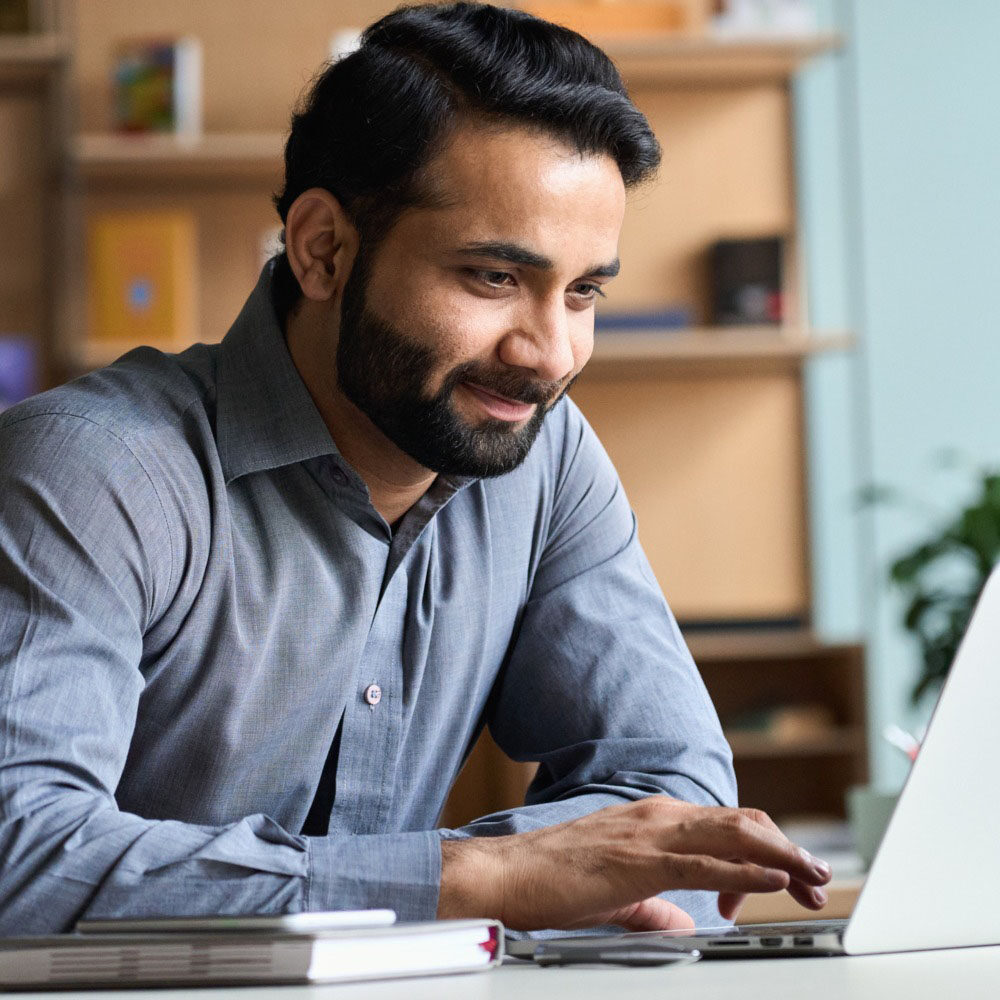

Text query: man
(0, 2), (830, 935)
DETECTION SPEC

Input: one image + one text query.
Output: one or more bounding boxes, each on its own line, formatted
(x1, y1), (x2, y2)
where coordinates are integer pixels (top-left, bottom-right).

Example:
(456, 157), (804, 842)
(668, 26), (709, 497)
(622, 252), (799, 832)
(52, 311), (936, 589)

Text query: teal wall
(797, 0), (1000, 787)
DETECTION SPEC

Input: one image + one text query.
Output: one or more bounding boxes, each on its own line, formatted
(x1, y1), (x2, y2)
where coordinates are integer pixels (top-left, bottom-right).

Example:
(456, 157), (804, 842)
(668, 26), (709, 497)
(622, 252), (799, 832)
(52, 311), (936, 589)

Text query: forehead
(389, 123), (627, 263)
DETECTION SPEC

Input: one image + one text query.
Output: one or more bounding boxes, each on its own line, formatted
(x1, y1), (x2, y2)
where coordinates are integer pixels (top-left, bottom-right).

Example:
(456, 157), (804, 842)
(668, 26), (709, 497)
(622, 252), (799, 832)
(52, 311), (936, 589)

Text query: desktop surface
(4, 945), (1000, 1000)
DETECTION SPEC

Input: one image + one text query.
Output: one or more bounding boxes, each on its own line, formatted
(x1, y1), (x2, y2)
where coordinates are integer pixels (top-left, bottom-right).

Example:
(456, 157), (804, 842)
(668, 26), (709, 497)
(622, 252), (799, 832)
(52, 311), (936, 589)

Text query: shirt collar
(216, 264), (339, 483)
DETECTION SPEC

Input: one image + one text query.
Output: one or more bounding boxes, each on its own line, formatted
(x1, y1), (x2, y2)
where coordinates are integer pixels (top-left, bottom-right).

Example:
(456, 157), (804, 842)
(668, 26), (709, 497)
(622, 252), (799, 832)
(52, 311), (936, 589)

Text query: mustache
(445, 362), (568, 406)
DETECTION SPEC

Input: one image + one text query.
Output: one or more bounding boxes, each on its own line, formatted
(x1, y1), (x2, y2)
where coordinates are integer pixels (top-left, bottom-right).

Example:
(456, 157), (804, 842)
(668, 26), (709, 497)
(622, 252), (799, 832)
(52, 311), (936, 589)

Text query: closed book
(112, 36), (203, 136)
(0, 920), (502, 989)
(87, 210), (197, 348)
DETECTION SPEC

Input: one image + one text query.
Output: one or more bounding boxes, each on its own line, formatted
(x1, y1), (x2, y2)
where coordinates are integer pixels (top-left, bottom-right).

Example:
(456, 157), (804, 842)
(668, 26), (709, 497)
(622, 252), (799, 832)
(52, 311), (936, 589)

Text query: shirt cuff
(306, 830), (442, 920)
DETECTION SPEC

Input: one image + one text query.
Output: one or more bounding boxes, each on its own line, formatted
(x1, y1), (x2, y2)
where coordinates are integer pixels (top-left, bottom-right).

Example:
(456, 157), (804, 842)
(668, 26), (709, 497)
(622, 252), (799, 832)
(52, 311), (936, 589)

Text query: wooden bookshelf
(691, 634), (868, 820)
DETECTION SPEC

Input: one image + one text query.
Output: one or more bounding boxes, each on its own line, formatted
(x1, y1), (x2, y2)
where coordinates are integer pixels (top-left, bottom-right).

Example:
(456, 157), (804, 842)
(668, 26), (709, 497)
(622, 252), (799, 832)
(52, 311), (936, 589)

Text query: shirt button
(364, 683), (382, 706)
(330, 466), (349, 486)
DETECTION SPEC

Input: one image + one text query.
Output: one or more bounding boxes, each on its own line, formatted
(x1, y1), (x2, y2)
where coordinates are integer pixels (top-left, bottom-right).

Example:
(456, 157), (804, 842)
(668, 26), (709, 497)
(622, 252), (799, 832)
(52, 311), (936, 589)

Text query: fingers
(717, 890), (746, 922)
(735, 808), (833, 889)
(656, 854), (791, 894)
(655, 806), (831, 888)
(718, 879), (827, 922)
(785, 877), (829, 910)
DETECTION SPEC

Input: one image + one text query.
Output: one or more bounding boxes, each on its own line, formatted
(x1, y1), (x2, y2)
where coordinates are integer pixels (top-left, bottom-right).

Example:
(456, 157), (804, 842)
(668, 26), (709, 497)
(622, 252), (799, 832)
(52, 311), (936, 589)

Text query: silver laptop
(509, 562), (1000, 958)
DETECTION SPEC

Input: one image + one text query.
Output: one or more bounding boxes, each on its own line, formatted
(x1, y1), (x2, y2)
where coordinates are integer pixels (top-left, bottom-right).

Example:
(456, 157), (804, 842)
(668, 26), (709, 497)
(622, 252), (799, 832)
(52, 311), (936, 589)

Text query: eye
(469, 269), (516, 288)
(569, 281), (606, 301)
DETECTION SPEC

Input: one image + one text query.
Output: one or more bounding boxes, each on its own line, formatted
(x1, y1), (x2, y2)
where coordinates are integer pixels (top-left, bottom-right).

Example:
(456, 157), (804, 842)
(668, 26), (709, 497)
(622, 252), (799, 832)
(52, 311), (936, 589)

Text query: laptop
(509, 562), (1000, 958)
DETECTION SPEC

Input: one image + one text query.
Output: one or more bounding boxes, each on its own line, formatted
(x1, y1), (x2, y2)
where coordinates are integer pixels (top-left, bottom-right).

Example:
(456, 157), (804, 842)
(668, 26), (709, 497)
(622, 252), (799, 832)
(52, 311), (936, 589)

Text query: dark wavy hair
(271, 1), (661, 321)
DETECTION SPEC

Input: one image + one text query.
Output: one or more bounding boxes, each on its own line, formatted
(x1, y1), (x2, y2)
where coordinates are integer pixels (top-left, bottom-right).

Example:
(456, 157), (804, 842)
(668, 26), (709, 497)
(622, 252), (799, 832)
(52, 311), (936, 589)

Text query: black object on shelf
(710, 236), (784, 325)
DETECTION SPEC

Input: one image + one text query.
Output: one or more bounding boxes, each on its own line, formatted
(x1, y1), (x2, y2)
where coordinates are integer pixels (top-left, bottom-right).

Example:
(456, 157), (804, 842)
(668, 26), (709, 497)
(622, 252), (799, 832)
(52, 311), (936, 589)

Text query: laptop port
(760, 938), (783, 947)
(709, 939), (751, 946)
(793, 936), (814, 946)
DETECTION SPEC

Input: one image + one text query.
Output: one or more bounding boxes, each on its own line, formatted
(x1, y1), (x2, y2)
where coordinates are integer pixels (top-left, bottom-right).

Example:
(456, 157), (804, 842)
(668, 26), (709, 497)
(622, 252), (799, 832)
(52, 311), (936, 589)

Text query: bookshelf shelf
(589, 327), (853, 370)
(725, 726), (866, 760)
(72, 328), (854, 376)
(72, 132), (285, 180)
(600, 32), (842, 84)
(684, 629), (859, 664)
(73, 338), (192, 372)
(0, 33), (68, 84)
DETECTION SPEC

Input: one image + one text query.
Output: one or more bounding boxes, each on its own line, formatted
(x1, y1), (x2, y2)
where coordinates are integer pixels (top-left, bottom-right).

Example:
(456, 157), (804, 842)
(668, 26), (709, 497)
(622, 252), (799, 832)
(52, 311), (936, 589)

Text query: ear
(284, 188), (359, 302)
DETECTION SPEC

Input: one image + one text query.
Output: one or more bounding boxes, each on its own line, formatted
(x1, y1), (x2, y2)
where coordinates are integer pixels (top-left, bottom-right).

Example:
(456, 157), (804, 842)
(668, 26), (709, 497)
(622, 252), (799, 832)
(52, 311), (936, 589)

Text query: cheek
(374, 270), (510, 364)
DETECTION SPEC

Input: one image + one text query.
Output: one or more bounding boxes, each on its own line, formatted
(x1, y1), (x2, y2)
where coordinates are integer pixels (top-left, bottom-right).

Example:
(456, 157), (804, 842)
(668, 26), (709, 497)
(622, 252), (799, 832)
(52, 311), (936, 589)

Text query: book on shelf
(0, 917), (503, 989)
(112, 36), (203, 136)
(87, 210), (197, 349)
(594, 306), (694, 332)
(0, 334), (37, 409)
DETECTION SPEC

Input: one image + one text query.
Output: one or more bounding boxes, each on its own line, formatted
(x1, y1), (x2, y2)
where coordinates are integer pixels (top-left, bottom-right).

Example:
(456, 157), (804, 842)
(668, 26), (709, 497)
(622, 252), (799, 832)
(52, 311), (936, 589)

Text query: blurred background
(2, 0), (998, 903)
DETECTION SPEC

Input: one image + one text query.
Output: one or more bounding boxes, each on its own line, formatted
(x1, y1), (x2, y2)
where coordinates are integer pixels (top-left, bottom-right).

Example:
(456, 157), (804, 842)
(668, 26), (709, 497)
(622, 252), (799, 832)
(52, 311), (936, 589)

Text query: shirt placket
(339, 567), (408, 834)
(320, 463), (470, 836)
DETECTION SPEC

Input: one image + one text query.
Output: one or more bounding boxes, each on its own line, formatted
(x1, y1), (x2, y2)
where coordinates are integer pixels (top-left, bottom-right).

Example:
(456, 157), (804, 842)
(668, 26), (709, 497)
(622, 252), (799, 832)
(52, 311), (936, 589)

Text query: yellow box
(87, 211), (197, 346)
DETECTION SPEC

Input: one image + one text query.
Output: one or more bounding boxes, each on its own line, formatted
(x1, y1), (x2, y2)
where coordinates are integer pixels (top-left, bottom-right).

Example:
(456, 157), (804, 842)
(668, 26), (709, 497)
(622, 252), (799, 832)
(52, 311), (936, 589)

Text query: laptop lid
(843, 563), (1000, 954)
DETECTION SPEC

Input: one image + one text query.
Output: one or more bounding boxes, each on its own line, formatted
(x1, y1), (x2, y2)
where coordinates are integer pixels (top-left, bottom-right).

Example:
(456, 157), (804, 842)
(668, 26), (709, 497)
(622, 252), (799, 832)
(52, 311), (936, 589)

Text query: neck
(284, 301), (436, 525)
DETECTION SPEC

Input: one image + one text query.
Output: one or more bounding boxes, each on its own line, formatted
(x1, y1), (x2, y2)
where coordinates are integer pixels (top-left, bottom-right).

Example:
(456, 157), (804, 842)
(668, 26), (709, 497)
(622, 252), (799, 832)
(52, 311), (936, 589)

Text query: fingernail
(813, 886), (828, 906)
(800, 848), (831, 879)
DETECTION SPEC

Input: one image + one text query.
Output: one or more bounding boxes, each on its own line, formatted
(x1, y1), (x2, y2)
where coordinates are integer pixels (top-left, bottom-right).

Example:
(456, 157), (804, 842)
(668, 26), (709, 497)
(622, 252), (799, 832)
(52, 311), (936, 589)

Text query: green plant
(861, 466), (1000, 705)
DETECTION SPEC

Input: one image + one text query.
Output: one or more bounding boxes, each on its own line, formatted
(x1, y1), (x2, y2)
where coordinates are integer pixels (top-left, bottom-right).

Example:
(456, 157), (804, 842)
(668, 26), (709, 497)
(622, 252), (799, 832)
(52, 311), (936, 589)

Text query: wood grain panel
(570, 369), (808, 621)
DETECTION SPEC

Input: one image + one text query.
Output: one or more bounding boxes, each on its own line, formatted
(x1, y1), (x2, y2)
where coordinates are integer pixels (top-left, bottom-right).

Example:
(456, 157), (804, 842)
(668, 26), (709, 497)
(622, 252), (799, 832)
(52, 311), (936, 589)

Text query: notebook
(509, 563), (1000, 958)
(0, 918), (502, 989)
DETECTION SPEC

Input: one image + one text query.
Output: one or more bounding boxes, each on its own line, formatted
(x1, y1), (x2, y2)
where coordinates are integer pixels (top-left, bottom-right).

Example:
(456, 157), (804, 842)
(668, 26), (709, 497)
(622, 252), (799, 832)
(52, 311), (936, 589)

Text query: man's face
(335, 124), (627, 478)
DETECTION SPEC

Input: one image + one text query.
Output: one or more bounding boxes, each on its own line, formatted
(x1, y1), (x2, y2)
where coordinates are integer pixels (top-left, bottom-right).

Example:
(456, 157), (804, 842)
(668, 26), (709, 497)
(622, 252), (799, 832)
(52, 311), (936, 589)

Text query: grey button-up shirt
(0, 268), (735, 935)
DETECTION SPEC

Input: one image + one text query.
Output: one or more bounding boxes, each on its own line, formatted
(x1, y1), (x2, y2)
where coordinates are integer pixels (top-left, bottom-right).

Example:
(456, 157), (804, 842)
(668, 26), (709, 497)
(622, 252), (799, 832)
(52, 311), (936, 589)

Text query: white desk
(8, 948), (1000, 1000)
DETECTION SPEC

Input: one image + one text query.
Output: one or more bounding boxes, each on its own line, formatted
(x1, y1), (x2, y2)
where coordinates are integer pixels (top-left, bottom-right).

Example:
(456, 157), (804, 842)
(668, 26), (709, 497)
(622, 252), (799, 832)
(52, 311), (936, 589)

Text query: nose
(497, 296), (580, 383)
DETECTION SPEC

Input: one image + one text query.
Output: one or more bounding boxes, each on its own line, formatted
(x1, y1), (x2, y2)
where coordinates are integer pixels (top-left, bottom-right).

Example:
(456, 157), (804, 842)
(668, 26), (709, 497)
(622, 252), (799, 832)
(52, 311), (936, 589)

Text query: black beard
(335, 264), (571, 478)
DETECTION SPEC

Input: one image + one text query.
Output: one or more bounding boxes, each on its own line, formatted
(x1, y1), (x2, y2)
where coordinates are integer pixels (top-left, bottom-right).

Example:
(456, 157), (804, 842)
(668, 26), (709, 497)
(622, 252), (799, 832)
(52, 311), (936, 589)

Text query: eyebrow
(457, 240), (620, 279)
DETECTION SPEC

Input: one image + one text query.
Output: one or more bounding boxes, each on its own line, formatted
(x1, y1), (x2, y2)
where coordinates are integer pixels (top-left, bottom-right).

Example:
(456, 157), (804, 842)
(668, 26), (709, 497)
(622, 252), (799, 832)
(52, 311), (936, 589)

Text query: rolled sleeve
(307, 831), (441, 920)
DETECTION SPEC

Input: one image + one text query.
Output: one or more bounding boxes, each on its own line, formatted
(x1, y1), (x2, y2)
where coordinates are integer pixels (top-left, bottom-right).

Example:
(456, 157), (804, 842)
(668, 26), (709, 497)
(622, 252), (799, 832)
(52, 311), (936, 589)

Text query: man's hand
(437, 797), (831, 931)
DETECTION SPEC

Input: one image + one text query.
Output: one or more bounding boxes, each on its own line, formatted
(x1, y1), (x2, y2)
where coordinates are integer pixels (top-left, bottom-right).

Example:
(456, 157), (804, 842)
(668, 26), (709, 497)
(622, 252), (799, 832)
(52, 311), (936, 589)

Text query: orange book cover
(87, 211), (197, 346)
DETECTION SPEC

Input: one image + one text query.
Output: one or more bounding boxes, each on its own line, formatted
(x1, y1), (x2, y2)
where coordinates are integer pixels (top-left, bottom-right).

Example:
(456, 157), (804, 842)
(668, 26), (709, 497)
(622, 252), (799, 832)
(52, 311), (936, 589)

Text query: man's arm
(0, 411), (439, 933)
(436, 402), (830, 929)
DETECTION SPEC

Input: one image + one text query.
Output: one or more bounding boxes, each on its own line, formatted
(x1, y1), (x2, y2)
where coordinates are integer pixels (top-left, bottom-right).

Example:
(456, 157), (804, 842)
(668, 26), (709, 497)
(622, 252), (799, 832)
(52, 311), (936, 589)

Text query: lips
(461, 381), (536, 422)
